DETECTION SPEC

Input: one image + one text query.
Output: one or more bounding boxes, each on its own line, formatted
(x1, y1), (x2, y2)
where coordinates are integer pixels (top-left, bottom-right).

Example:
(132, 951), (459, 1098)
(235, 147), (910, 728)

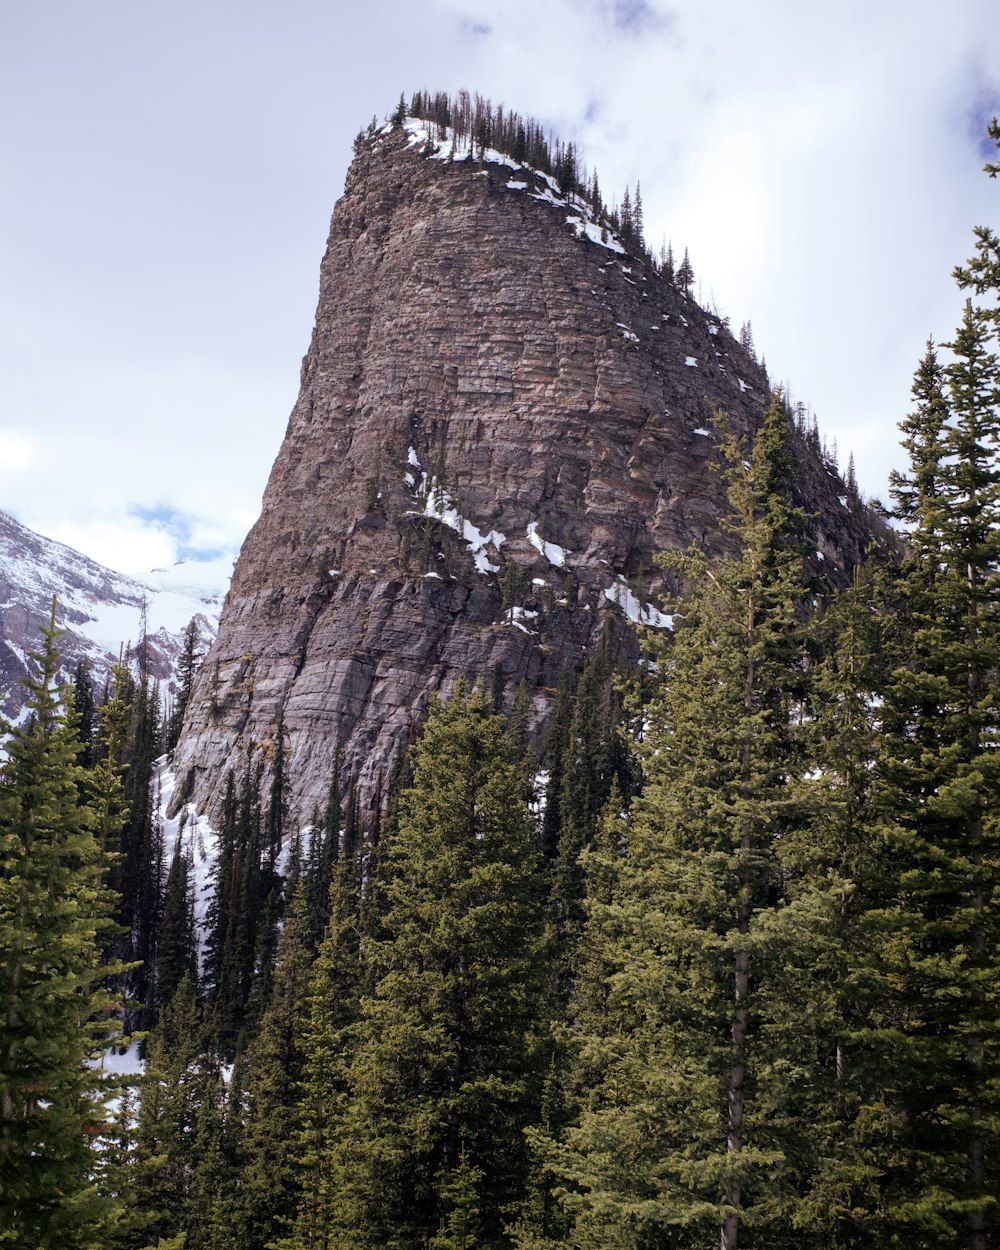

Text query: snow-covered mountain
(0, 509), (231, 725)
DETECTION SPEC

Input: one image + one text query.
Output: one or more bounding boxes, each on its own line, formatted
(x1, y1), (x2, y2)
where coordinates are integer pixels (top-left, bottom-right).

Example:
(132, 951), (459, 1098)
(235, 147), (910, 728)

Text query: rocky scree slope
(172, 118), (878, 824)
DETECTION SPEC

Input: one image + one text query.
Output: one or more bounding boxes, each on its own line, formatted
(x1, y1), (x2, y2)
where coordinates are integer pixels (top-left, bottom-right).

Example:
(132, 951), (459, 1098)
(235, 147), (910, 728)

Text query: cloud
(597, 0), (671, 36)
(964, 84), (1000, 157)
(0, 430), (39, 474)
(128, 504), (231, 561)
(459, 16), (492, 37)
(45, 516), (179, 577)
(3, 0), (1000, 566)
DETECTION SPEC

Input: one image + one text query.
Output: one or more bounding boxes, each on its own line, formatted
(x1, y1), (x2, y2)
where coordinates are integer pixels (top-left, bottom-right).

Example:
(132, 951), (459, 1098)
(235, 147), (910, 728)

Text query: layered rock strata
(173, 120), (877, 823)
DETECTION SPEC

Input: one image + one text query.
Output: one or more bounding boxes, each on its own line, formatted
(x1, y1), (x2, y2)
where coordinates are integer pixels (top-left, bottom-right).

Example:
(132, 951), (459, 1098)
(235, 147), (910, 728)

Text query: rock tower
(172, 117), (875, 823)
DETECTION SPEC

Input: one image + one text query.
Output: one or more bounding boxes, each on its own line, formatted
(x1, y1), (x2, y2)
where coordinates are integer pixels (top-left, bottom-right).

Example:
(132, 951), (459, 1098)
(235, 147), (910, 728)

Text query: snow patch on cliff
(526, 522), (567, 568)
(400, 118), (628, 258)
(604, 579), (676, 630)
(155, 757), (220, 964)
(404, 453), (505, 575)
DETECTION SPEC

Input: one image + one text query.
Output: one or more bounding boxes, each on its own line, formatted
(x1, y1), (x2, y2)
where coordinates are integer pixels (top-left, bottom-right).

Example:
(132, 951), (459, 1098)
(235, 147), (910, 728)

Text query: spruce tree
(166, 618), (201, 752)
(279, 827), (363, 1250)
(549, 398), (814, 1249)
(765, 568), (897, 1243)
(131, 975), (216, 1246)
(0, 605), (126, 1246)
(676, 246), (694, 294)
(327, 687), (548, 1249)
(230, 879), (315, 1250)
(155, 840), (198, 1010)
(876, 291), (1000, 1246)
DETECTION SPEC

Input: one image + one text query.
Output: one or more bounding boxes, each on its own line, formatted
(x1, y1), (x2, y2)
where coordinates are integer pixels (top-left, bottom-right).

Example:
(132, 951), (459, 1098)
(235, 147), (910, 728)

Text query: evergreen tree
(113, 646), (163, 1021)
(166, 619), (202, 752)
(953, 116), (1000, 329)
(0, 605), (126, 1246)
(661, 240), (675, 282)
(540, 663), (575, 865)
(676, 246), (694, 294)
(229, 880), (315, 1250)
(73, 657), (97, 769)
(549, 398), (814, 1249)
(155, 839), (198, 1010)
(876, 291), (1000, 1246)
(763, 569), (897, 1243)
(327, 687), (548, 1249)
(131, 975), (216, 1246)
(279, 827), (363, 1250)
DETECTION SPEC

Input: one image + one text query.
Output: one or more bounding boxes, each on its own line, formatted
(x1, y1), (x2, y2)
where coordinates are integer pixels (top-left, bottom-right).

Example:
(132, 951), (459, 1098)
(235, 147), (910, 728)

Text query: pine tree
(112, 645), (163, 1021)
(155, 839), (198, 1009)
(661, 240), (675, 282)
(953, 116), (1000, 331)
(327, 687), (549, 1249)
(0, 604), (126, 1246)
(73, 657), (97, 769)
(131, 975), (216, 1245)
(279, 826), (363, 1250)
(764, 568), (897, 1242)
(846, 450), (858, 497)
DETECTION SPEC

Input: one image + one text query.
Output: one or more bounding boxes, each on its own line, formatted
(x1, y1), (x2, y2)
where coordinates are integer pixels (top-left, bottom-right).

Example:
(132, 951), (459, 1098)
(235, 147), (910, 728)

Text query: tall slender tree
(327, 687), (549, 1249)
(877, 290), (1000, 1246)
(0, 605), (126, 1246)
(548, 397), (815, 1249)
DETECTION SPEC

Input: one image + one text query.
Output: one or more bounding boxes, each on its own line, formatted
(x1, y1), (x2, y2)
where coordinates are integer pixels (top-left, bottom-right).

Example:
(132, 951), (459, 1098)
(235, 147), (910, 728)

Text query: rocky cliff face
(172, 119), (878, 825)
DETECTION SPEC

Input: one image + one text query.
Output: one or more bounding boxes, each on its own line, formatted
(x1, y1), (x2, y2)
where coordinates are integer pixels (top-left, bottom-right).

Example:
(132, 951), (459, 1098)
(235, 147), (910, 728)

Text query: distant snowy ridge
(0, 508), (231, 723)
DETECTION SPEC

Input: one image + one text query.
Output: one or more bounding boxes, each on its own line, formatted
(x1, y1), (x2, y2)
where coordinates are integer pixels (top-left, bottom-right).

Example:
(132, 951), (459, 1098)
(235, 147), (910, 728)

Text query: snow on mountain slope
(0, 509), (231, 723)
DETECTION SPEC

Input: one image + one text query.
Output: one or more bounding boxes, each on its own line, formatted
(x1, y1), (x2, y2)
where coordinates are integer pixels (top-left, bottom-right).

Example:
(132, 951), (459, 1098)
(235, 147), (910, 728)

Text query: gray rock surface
(172, 123), (880, 825)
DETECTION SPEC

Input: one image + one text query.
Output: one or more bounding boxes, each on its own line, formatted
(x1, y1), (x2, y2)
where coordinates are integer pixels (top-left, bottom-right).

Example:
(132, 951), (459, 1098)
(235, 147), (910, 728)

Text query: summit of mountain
(170, 104), (883, 824)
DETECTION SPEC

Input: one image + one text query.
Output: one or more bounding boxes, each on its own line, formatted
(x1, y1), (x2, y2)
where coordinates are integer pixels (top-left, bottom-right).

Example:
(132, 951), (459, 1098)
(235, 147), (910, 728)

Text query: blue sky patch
(128, 504), (224, 562)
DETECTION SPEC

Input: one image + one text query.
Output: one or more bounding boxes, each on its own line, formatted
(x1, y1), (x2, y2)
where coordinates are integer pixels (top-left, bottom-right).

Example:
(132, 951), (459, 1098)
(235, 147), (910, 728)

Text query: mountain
(0, 508), (230, 725)
(172, 113), (882, 824)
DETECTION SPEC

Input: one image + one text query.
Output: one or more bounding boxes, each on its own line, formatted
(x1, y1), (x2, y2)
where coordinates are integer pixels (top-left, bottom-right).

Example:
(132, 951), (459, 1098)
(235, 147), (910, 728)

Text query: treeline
(380, 88), (677, 275)
(2, 124), (999, 1249)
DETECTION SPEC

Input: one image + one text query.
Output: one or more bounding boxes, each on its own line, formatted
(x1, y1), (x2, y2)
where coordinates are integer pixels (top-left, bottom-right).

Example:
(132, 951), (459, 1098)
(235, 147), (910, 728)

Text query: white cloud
(45, 517), (179, 577)
(0, 430), (39, 473)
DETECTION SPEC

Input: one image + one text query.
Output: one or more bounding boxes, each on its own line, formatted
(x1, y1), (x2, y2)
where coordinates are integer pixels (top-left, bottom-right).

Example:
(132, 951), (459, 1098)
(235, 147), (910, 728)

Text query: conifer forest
(2, 105), (1000, 1250)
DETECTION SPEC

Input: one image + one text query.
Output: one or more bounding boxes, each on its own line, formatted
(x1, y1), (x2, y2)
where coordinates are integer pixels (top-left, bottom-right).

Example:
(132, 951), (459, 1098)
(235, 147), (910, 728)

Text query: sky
(2, 0), (998, 575)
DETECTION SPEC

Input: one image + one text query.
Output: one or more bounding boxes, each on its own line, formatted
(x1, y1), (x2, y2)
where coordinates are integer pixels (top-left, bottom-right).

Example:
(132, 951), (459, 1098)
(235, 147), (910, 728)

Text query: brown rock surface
(172, 123), (879, 824)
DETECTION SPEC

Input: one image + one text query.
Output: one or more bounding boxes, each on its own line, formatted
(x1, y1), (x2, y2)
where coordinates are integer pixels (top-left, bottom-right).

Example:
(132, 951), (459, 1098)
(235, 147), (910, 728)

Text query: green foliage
(546, 398), (817, 1249)
(326, 687), (549, 1249)
(228, 881), (315, 1250)
(166, 621), (202, 753)
(128, 977), (231, 1248)
(874, 235), (1000, 1242)
(0, 604), (127, 1246)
